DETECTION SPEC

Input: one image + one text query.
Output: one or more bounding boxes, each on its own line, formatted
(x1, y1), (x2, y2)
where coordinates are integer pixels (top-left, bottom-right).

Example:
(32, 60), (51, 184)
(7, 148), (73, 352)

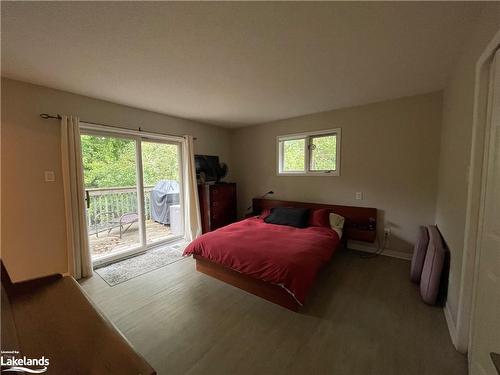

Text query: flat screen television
(195, 155), (220, 182)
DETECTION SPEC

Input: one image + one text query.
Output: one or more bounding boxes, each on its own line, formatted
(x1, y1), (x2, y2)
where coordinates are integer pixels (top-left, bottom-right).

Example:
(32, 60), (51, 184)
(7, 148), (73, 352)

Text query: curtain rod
(39, 113), (196, 140)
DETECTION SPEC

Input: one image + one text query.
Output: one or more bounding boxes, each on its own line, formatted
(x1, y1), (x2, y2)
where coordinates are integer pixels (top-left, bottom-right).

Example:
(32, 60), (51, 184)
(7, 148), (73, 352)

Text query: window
(277, 128), (341, 176)
(80, 125), (185, 267)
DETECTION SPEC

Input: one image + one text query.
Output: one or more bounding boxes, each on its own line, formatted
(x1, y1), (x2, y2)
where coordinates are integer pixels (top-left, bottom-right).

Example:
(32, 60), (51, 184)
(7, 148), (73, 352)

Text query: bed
(184, 198), (377, 311)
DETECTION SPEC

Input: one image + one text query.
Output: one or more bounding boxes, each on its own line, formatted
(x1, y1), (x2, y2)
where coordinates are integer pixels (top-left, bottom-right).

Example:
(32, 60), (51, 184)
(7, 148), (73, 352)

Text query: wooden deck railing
(86, 186), (154, 226)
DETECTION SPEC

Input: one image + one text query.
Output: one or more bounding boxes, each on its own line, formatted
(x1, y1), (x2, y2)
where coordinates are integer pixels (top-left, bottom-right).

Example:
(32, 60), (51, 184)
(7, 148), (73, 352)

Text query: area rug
(95, 241), (189, 286)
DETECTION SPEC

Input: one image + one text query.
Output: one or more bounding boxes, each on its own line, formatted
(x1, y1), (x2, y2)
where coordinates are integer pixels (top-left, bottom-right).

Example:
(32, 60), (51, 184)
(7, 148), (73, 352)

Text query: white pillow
(329, 213), (345, 238)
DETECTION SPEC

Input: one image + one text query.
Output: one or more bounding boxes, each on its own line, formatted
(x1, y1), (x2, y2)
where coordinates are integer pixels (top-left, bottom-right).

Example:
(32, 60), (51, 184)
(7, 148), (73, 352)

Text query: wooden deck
(89, 220), (173, 257)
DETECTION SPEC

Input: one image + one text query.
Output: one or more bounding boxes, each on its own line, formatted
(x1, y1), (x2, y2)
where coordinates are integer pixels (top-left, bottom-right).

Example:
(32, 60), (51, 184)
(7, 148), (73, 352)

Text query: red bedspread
(183, 217), (340, 305)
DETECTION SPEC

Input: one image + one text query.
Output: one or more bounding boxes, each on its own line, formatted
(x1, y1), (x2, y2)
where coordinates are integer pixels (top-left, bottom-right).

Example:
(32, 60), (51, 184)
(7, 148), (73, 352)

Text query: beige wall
(1, 78), (232, 282)
(230, 92), (443, 255)
(435, 4), (500, 325)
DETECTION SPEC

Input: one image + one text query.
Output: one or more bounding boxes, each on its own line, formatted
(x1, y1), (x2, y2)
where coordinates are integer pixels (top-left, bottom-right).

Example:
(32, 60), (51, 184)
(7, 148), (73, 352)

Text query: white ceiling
(1, 2), (484, 127)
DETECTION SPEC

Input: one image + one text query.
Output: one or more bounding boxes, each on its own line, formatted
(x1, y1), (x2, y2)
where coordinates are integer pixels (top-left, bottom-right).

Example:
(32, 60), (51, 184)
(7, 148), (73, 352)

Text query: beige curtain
(61, 116), (92, 279)
(182, 135), (202, 242)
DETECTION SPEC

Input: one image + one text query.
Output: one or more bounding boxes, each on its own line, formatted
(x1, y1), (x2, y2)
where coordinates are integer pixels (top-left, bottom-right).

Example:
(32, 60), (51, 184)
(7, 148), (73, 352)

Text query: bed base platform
(194, 254), (300, 311)
(192, 199), (377, 312)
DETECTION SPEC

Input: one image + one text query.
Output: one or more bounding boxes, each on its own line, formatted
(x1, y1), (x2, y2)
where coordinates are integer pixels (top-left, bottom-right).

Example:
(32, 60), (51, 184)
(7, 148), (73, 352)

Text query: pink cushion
(410, 226), (429, 283)
(420, 225), (445, 305)
(308, 208), (331, 227)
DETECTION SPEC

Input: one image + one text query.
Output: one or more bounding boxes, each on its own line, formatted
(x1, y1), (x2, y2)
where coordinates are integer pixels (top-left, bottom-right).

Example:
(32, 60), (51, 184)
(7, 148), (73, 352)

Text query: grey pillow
(420, 225), (445, 305)
(410, 226), (429, 283)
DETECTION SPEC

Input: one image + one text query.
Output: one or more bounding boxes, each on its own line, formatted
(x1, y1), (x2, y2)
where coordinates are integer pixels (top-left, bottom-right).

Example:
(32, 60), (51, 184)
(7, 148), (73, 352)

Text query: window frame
(276, 128), (341, 176)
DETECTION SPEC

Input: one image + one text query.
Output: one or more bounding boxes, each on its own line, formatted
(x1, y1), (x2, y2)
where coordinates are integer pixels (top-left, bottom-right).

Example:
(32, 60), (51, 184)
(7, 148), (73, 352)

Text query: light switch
(44, 171), (55, 182)
(355, 192), (363, 200)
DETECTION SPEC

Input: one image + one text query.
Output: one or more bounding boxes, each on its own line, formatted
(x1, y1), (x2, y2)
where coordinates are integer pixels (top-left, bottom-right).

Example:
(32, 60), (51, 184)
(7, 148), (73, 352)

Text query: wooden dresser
(198, 183), (237, 233)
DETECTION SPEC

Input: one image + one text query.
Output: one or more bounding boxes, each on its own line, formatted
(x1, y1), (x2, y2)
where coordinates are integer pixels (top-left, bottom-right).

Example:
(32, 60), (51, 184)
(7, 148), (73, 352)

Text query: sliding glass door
(81, 130), (184, 266)
(141, 140), (184, 246)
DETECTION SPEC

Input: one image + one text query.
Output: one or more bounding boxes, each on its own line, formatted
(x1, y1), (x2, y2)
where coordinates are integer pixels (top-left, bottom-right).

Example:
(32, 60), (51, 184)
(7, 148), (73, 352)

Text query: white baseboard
(347, 241), (412, 260)
(443, 302), (458, 348)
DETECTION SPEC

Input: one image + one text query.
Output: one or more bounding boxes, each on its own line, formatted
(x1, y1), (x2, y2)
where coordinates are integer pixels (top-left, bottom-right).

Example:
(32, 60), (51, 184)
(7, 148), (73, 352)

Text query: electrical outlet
(384, 227), (391, 237)
(355, 192), (363, 200)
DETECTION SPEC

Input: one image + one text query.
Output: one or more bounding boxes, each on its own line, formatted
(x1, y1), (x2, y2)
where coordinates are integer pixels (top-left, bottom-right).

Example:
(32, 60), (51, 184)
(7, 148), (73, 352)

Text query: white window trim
(276, 128), (341, 176)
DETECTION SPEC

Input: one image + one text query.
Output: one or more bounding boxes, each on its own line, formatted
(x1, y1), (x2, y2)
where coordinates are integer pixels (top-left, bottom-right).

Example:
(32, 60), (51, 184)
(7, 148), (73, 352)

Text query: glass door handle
(85, 190), (90, 209)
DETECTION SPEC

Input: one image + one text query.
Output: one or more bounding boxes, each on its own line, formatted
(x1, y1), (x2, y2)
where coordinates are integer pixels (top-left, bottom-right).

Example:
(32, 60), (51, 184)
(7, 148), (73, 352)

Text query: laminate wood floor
(80, 249), (466, 375)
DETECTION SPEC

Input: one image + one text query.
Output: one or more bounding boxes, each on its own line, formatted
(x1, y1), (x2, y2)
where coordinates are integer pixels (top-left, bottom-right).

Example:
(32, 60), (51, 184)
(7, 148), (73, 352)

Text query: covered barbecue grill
(150, 180), (180, 225)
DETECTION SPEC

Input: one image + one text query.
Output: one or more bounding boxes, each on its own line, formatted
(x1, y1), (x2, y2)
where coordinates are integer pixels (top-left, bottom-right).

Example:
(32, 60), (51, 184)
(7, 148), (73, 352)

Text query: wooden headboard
(252, 198), (377, 243)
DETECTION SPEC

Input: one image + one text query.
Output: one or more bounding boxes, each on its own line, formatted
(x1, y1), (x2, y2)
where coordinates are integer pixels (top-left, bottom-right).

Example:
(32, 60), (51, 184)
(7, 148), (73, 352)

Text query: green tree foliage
(310, 135), (336, 171)
(141, 141), (179, 186)
(282, 135), (337, 172)
(283, 139), (305, 171)
(81, 135), (179, 188)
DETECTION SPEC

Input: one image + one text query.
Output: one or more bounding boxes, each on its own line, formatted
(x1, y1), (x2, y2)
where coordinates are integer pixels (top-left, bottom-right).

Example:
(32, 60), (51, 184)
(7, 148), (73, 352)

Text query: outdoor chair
(93, 212), (139, 238)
